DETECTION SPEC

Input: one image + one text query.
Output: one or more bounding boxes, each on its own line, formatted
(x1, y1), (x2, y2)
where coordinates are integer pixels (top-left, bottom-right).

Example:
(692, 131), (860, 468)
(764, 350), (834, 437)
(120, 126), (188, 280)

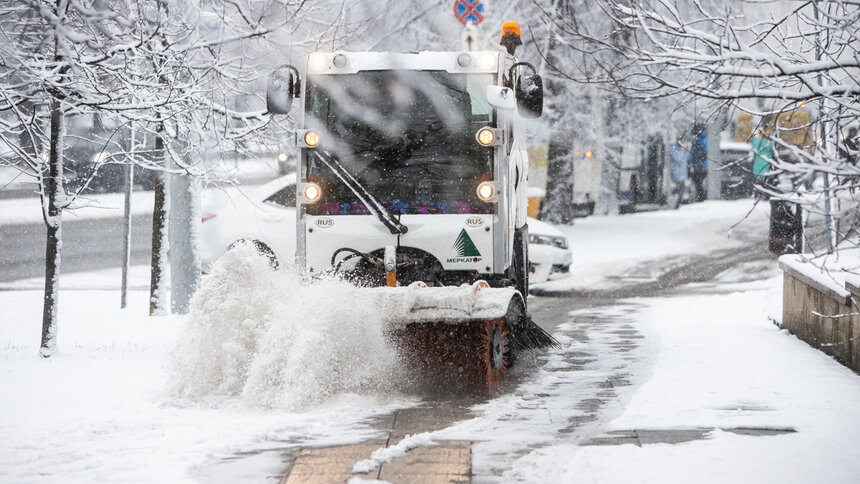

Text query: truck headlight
(303, 183), (321, 202)
(477, 181), (496, 201)
(477, 52), (497, 70)
(309, 53), (327, 71)
(332, 53), (348, 68)
(477, 128), (495, 146)
(302, 130), (320, 148)
(529, 234), (569, 249)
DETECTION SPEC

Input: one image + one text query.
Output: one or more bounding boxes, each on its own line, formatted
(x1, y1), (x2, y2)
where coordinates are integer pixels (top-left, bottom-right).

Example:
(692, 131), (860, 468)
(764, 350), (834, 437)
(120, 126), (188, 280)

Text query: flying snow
(166, 243), (402, 409)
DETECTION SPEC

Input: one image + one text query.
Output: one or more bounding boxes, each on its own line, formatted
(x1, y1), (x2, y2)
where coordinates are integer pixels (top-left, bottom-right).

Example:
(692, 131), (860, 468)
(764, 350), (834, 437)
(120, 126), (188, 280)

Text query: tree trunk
(168, 168), (201, 314)
(149, 128), (169, 315)
(596, 142), (622, 215)
(40, 97), (64, 357)
(541, 12), (574, 224)
(544, 133), (574, 223)
(595, 96), (622, 216)
(121, 161), (134, 309)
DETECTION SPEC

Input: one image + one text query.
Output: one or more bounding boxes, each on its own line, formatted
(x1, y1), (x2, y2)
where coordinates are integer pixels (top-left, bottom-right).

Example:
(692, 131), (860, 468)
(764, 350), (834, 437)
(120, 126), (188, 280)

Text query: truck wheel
(228, 239), (279, 269)
(489, 325), (505, 372)
(478, 318), (508, 391)
(503, 296), (526, 368)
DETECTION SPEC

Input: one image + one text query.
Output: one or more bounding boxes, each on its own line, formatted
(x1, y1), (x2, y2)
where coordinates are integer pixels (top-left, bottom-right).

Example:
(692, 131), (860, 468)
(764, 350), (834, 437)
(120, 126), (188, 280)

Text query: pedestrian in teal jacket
(751, 130), (775, 177)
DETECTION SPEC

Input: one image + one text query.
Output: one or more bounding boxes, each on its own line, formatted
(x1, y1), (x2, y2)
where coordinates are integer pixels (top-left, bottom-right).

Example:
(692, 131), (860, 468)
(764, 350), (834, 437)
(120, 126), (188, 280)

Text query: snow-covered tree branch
(535, 0), (859, 252)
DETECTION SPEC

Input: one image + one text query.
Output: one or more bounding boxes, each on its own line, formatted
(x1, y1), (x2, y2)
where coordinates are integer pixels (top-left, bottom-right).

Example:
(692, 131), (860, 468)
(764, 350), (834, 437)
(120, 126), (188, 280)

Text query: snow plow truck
(266, 22), (556, 390)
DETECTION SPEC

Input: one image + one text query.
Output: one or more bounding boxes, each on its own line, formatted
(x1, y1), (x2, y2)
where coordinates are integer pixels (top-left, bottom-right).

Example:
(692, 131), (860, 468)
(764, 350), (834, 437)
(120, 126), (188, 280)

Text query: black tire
(504, 296), (526, 368)
(228, 239), (279, 269)
(478, 318), (508, 391)
(488, 325), (505, 373)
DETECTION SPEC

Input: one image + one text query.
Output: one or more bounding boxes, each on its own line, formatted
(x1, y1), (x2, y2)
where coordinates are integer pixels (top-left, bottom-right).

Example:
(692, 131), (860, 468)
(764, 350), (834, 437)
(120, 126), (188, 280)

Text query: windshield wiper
(310, 150), (408, 235)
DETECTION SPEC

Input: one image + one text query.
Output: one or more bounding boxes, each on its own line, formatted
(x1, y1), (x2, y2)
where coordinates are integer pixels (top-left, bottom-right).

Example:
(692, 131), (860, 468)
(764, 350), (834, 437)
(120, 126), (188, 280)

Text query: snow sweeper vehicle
(266, 23), (556, 390)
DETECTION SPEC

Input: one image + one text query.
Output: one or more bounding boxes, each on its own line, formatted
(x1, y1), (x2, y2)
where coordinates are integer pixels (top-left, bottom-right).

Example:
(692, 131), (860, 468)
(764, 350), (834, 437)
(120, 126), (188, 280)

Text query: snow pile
(167, 243), (402, 409)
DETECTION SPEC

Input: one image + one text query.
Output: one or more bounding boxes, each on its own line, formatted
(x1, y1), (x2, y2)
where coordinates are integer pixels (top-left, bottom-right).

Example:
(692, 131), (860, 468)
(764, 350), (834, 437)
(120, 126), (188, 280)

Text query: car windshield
(304, 70), (494, 215)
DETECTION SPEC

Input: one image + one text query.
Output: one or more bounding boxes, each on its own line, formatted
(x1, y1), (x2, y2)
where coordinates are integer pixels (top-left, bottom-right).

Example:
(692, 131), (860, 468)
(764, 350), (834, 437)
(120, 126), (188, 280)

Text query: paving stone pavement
(281, 440), (471, 484)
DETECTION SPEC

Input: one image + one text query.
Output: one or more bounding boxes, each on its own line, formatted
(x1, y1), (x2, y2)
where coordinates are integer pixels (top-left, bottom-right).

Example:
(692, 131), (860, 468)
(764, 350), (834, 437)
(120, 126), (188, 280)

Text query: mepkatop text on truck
(261, 22), (557, 390)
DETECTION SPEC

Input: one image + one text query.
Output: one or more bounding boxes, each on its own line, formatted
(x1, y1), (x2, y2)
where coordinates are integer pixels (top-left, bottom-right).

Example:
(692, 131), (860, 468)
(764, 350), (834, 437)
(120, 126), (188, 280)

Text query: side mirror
(516, 74), (543, 118)
(486, 85), (517, 111)
(510, 62), (543, 118)
(267, 65), (301, 115)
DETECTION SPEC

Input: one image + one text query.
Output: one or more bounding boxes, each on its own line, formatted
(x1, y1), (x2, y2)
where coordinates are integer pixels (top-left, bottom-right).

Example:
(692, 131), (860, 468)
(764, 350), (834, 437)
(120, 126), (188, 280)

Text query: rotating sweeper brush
(370, 281), (557, 390)
(266, 24), (557, 390)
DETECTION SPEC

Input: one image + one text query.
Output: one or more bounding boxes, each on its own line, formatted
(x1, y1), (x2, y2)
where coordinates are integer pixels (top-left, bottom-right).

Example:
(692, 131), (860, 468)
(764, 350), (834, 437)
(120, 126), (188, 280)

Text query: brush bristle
(508, 317), (560, 351)
(390, 318), (507, 391)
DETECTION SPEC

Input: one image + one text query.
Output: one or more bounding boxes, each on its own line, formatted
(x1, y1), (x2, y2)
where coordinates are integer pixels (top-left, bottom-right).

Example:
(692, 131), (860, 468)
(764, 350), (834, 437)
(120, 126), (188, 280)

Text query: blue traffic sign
(454, 0), (485, 25)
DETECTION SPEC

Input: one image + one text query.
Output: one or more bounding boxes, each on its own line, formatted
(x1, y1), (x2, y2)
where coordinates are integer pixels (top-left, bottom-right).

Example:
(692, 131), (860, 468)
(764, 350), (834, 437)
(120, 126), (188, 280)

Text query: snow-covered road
(3, 199), (860, 483)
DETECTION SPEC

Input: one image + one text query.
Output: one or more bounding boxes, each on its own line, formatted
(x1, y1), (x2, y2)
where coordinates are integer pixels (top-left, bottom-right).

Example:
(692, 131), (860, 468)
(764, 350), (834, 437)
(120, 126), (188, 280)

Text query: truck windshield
(304, 70), (494, 215)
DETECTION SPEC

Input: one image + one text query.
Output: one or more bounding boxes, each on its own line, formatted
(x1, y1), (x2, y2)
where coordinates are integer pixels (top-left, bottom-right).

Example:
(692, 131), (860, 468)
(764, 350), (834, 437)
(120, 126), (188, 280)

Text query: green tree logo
(452, 229), (481, 257)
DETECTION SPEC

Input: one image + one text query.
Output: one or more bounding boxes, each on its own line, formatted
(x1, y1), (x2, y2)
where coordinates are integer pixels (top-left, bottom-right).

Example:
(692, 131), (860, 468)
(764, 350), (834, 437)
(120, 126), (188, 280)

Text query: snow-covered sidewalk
(0, 283), (411, 483)
(511, 272), (860, 483)
(537, 200), (771, 291)
(3, 199), (859, 483)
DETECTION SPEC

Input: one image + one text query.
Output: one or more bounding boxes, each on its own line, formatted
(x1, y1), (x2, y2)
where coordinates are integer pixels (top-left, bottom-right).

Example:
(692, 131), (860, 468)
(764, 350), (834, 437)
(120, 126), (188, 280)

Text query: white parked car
(527, 217), (572, 283)
(200, 174), (572, 284)
(200, 174), (297, 270)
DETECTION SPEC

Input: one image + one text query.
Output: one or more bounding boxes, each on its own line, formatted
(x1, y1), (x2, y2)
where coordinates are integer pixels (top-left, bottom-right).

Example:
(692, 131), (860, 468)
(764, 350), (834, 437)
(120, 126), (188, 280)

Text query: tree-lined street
(1, 1), (858, 483)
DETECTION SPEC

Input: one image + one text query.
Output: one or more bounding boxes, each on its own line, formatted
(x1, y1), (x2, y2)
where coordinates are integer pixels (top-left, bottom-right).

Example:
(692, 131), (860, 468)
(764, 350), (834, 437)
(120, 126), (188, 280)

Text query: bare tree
(511, 0), (682, 219)
(104, 0), (313, 314)
(0, 0), (137, 356)
(0, 0), (318, 352)
(539, 0), (859, 250)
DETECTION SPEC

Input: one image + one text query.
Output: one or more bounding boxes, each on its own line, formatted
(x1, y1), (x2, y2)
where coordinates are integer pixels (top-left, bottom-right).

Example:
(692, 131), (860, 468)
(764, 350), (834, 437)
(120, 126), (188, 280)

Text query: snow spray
(166, 243), (402, 409)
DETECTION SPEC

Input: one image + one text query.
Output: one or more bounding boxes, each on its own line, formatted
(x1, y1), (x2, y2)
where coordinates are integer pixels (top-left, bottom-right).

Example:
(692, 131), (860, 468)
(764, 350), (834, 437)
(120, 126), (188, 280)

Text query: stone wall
(781, 263), (860, 373)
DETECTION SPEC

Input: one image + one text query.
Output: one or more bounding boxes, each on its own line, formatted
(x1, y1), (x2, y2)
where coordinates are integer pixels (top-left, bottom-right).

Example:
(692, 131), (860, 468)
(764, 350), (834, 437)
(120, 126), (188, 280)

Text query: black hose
(331, 247), (381, 273)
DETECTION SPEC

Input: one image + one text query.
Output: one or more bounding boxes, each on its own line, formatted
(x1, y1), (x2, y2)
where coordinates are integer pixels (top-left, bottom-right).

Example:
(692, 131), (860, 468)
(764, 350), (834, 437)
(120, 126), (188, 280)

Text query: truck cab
(268, 49), (542, 293)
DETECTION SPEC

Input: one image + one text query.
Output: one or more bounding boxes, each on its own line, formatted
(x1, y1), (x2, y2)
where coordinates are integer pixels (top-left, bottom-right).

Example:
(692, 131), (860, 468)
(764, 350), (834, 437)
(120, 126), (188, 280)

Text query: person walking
(644, 133), (665, 204)
(751, 124), (776, 195)
(689, 123), (708, 202)
(668, 136), (691, 209)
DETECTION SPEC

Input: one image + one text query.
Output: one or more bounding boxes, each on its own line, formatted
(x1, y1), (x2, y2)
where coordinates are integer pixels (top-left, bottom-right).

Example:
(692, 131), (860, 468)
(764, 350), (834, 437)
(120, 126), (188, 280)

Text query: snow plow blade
(371, 282), (558, 391)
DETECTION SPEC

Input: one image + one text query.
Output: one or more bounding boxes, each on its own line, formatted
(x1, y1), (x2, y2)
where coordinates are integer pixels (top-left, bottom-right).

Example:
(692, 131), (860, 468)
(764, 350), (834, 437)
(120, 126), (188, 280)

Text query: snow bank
(0, 283), (408, 483)
(167, 243), (402, 409)
(509, 279), (860, 483)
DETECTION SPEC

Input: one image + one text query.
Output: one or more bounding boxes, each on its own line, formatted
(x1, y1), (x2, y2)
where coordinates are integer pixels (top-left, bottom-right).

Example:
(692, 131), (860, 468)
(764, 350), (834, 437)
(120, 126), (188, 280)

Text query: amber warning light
(500, 21), (522, 55)
(502, 22), (520, 37)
